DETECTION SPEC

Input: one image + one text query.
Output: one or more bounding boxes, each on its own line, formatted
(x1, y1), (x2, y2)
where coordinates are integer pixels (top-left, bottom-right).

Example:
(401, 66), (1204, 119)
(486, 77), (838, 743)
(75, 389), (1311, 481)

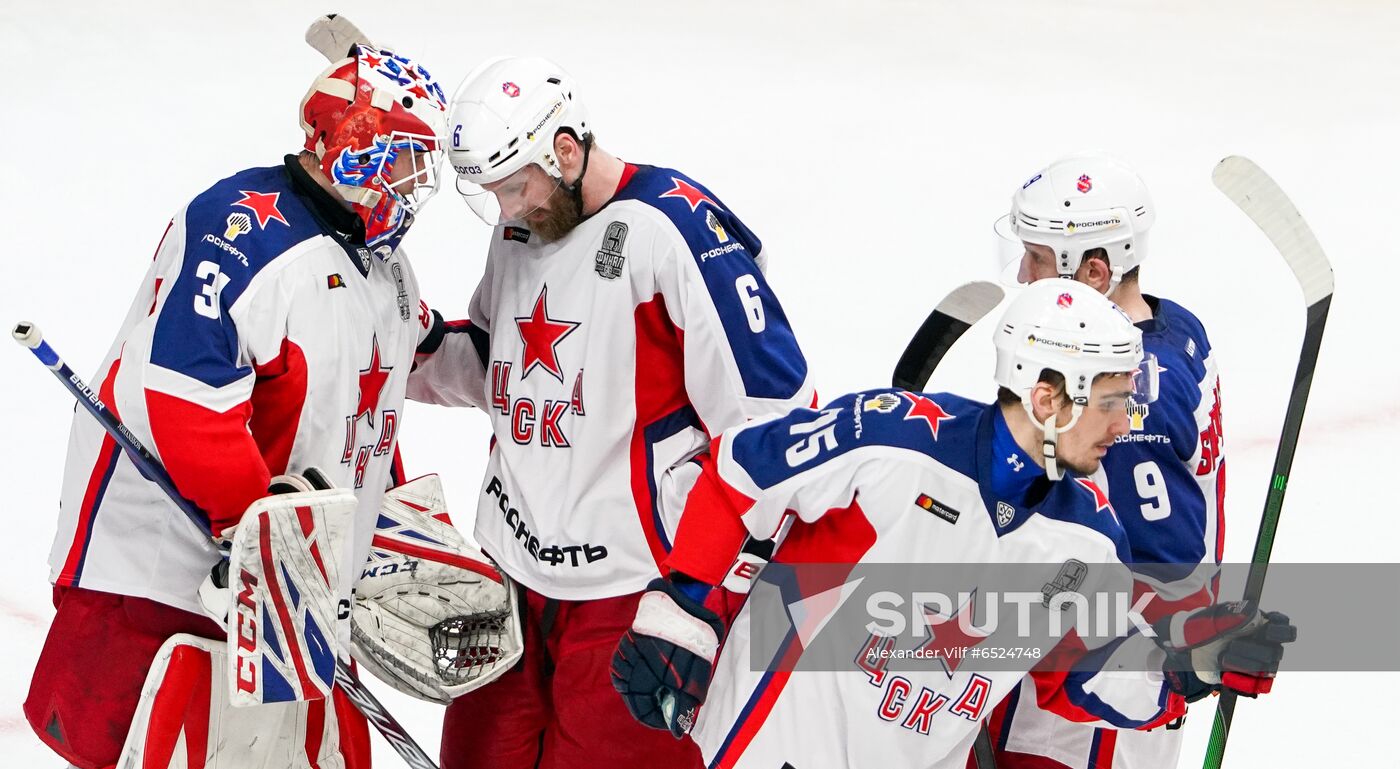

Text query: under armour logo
(1006, 454), (1025, 473)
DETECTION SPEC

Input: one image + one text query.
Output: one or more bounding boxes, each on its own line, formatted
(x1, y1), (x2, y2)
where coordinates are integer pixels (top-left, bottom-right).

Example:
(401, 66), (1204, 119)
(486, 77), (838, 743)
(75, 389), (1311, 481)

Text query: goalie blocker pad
(226, 485), (358, 707)
(118, 634), (361, 769)
(352, 474), (522, 703)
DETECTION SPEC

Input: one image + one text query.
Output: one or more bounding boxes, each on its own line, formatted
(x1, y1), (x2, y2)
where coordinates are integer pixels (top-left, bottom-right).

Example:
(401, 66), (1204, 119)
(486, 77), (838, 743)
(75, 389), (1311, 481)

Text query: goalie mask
(352, 475), (522, 704)
(301, 44), (449, 249)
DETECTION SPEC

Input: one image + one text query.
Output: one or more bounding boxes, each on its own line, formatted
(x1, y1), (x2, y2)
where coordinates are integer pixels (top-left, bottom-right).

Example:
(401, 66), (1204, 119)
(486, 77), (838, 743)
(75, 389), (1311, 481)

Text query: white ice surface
(2, 1), (1395, 766)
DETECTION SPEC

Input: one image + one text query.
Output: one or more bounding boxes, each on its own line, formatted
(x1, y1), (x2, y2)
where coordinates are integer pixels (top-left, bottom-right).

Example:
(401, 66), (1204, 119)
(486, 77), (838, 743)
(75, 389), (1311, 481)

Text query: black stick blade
(892, 281), (1004, 391)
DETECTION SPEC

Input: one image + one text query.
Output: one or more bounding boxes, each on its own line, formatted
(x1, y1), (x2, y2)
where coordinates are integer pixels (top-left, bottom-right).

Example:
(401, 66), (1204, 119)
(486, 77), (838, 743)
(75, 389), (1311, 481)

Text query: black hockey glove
(611, 577), (724, 738)
(1153, 600), (1297, 703)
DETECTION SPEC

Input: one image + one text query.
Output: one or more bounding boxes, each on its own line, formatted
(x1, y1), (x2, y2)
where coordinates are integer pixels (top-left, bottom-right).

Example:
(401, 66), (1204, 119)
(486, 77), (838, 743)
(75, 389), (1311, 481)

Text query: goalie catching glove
(1154, 600), (1297, 702)
(351, 474), (522, 703)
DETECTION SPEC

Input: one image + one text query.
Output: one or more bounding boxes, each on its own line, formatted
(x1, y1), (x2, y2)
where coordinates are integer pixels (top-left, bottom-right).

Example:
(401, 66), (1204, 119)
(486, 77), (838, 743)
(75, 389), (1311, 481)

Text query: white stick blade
(306, 14), (372, 62)
(1211, 156), (1335, 306)
(938, 281), (1005, 325)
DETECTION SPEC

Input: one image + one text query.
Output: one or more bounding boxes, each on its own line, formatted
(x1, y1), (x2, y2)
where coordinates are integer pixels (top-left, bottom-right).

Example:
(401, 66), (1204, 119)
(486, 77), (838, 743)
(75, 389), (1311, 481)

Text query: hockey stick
(890, 281), (1004, 769)
(892, 281), (1005, 390)
(1200, 157), (1334, 769)
(11, 322), (440, 769)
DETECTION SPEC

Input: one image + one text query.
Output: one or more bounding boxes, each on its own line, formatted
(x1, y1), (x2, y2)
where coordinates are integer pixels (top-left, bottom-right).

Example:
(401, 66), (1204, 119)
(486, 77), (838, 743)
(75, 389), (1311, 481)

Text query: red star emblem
(362, 52), (383, 69)
(1074, 477), (1113, 514)
(233, 190), (288, 229)
(919, 590), (992, 678)
(901, 392), (954, 440)
(659, 177), (720, 212)
(407, 82), (430, 100)
(355, 335), (392, 428)
(515, 286), (580, 382)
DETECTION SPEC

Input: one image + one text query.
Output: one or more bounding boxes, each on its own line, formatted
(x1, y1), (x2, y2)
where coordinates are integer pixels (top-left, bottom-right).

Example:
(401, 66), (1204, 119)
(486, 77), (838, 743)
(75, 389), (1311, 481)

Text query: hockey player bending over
(24, 18), (518, 769)
(409, 56), (814, 769)
(988, 152), (1228, 769)
(610, 280), (1293, 769)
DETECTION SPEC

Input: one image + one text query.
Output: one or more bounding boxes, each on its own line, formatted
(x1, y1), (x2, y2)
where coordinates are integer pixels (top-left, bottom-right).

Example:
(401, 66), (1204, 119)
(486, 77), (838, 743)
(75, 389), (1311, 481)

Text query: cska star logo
(342, 335), (398, 488)
(1073, 477), (1113, 515)
(354, 336), (392, 429)
(901, 392), (954, 440)
(515, 285), (580, 382)
(232, 190), (289, 229)
(919, 590), (993, 678)
(659, 177), (720, 213)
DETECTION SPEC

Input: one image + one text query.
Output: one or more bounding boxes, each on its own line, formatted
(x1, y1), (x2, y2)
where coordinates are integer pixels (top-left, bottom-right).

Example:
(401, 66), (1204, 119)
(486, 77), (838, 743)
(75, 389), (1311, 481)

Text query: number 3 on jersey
(193, 260), (230, 320)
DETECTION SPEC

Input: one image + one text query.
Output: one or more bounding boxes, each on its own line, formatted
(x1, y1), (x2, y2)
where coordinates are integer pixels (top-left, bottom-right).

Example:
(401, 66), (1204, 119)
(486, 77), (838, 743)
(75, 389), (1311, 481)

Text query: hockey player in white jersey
(987, 153), (1226, 769)
(24, 20), (455, 769)
(409, 57), (815, 768)
(609, 280), (1292, 769)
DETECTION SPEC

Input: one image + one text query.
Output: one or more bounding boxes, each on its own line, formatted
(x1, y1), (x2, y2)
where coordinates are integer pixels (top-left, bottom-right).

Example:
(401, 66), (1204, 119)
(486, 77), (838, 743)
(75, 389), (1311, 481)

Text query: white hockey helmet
(995, 152), (1155, 294)
(993, 279), (1156, 479)
(447, 56), (591, 224)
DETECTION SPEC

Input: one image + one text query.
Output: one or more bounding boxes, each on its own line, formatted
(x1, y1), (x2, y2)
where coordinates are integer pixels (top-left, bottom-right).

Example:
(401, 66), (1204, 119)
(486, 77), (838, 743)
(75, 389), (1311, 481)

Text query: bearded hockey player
(24, 19), (463, 769)
(610, 279), (1292, 769)
(408, 56), (815, 768)
(987, 152), (1226, 769)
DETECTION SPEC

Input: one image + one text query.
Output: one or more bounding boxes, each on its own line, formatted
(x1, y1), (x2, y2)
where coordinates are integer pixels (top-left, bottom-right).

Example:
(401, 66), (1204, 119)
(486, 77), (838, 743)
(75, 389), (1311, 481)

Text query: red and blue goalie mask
(301, 45), (449, 248)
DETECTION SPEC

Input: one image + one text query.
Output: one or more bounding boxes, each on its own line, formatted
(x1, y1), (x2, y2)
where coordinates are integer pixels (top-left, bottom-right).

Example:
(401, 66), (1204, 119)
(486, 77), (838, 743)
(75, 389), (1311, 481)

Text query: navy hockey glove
(1154, 601), (1297, 703)
(611, 577), (724, 738)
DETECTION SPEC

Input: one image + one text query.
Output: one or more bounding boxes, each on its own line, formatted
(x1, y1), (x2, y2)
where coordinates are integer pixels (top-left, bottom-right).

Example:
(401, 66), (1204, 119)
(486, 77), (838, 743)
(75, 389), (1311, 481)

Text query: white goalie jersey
(51, 159), (432, 617)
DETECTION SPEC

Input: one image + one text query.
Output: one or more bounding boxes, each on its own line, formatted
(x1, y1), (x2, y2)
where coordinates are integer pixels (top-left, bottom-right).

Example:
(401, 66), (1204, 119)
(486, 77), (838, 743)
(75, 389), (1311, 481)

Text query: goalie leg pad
(227, 487), (358, 707)
(116, 634), (366, 769)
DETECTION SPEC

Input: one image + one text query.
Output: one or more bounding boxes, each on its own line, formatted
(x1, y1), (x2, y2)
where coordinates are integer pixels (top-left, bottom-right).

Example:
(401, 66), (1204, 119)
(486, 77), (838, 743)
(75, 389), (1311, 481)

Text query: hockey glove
(197, 468), (340, 623)
(196, 467), (358, 706)
(611, 577), (724, 738)
(1153, 600), (1297, 703)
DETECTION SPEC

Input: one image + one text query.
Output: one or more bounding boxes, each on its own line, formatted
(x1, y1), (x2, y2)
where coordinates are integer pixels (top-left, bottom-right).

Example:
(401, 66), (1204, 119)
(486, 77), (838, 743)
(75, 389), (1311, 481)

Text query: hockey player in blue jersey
(609, 280), (1292, 769)
(989, 152), (1226, 769)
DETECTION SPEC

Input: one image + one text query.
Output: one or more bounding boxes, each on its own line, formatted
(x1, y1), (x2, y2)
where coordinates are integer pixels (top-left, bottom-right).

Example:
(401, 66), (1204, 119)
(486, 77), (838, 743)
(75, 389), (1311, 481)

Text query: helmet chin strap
(1105, 264), (1126, 298)
(1022, 400), (1085, 482)
(561, 135), (593, 219)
